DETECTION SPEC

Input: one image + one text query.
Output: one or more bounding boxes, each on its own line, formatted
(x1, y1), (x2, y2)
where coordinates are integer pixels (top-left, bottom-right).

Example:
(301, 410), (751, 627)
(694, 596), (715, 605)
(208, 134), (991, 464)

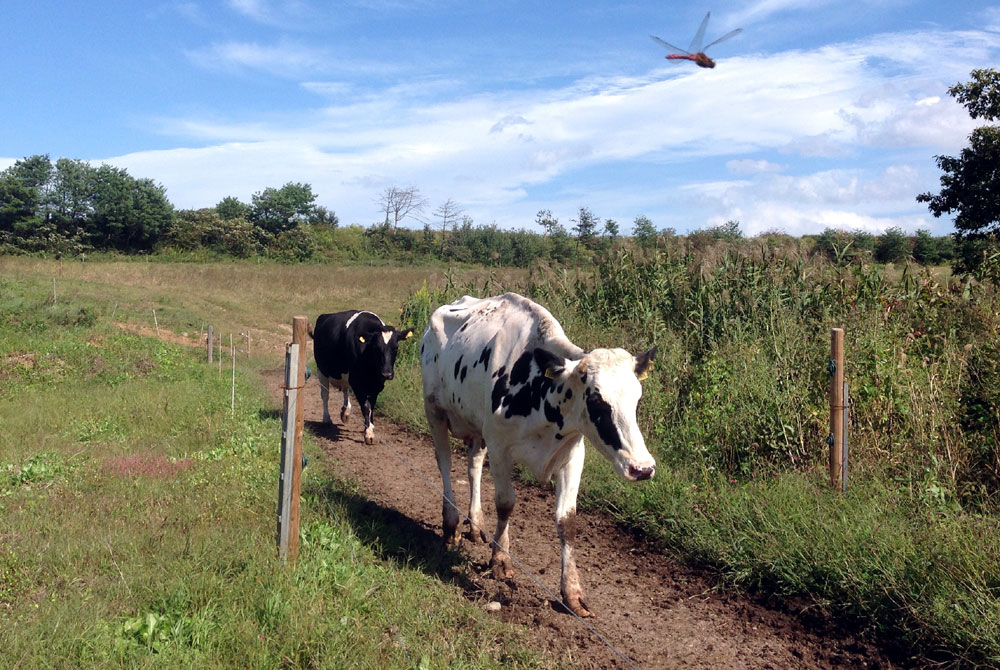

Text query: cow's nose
(383, 372), (394, 380)
(628, 464), (655, 481)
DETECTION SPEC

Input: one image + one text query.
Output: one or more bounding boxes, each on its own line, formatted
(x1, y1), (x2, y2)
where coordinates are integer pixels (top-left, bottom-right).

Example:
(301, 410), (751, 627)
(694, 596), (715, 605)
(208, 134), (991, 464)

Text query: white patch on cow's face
(580, 349), (656, 482)
(381, 330), (392, 345)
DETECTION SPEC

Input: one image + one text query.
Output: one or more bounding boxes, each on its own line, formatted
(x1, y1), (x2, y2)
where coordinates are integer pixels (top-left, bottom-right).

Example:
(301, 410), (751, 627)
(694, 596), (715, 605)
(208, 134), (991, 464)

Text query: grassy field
(0, 259), (543, 669)
(4, 253), (1000, 667)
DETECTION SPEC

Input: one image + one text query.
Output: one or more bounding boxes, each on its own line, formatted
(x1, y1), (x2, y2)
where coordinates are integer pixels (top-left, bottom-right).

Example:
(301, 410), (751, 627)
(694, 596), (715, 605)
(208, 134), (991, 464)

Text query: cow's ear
(534, 348), (567, 380)
(634, 345), (657, 381)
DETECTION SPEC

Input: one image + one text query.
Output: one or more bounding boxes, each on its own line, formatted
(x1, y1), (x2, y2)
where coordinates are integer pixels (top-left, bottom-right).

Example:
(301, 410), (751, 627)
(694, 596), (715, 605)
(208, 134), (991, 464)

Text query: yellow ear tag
(637, 361), (654, 381)
(359, 336), (365, 343)
(405, 331), (413, 339)
(544, 368), (558, 380)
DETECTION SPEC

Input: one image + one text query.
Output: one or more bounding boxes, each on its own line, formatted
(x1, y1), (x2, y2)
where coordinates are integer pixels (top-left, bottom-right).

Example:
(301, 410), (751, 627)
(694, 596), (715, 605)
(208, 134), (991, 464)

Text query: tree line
(0, 69), (996, 271)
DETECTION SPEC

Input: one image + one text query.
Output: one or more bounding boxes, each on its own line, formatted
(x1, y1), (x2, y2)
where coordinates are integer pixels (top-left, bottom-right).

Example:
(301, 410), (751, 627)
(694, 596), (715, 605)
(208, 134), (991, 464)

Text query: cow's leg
(489, 450), (516, 580)
(361, 394), (375, 444)
(339, 381), (351, 423)
(555, 442), (591, 617)
(465, 439), (489, 543)
(316, 370), (333, 424)
(429, 415), (460, 547)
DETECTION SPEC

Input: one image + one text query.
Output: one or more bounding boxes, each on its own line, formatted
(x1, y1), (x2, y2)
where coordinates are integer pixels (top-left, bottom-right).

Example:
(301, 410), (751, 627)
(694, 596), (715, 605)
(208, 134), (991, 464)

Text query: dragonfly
(650, 11), (742, 69)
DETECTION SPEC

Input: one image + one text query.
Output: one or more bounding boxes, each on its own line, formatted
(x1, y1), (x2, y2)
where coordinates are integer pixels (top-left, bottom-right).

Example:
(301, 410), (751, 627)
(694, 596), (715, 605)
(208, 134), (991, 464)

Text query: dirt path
(264, 369), (906, 670)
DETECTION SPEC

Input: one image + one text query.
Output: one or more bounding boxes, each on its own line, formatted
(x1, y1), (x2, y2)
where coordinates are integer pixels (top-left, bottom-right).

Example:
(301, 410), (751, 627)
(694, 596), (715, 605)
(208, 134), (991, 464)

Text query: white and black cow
(420, 292), (656, 617)
(310, 310), (413, 444)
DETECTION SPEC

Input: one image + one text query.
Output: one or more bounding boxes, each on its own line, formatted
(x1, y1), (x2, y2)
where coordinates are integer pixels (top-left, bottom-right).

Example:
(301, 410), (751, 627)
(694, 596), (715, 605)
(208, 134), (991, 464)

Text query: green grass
(0, 272), (544, 669)
(8, 254), (1000, 667)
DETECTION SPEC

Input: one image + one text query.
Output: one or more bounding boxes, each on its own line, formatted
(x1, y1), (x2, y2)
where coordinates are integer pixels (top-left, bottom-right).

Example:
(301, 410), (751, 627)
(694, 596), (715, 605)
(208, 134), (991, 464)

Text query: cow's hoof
(563, 595), (593, 618)
(443, 530), (461, 549)
(340, 409), (350, 423)
(490, 555), (515, 581)
(465, 526), (489, 544)
(363, 430), (375, 445)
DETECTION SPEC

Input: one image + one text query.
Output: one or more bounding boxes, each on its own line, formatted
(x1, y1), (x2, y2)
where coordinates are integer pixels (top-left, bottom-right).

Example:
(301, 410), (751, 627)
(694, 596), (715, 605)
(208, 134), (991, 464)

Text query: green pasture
(4, 251), (1000, 667)
(0, 265), (543, 669)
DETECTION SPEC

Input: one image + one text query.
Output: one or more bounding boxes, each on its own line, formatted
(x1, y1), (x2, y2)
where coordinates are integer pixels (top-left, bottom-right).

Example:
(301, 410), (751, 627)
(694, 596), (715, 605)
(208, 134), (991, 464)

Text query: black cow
(310, 310), (413, 444)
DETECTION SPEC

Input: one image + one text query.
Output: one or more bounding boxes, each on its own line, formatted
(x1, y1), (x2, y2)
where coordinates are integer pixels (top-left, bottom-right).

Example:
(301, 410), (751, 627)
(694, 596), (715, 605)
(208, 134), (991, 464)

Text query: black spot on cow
(420, 343), (425, 356)
(492, 365), (507, 380)
(491, 372), (509, 412)
(453, 355), (463, 379)
(460, 365), (468, 382)
(459, 322), (468, 332)
(581, 372), (588, 384)
(544, 400), (564, 429)
(434, 354), (438, 362)
(475, 346), (491, 369)
(585, 387), (623, 451)
(502, 373), (556, 419)
(555, 432), (564, 440)
(565, 388), (573, 400)
(556, 384), (563, 394)
(509, 350), (534, 386)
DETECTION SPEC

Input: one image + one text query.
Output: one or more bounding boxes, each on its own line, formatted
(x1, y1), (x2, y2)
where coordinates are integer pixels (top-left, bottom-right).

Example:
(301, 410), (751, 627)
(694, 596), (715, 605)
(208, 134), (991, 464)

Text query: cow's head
(539, 346), (657, 481)
(358, 326), (414, 380)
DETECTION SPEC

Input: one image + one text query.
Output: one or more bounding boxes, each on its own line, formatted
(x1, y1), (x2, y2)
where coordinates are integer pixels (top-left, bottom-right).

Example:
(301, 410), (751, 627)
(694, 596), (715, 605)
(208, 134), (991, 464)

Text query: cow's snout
(383, 371), (394, 380)
(628, 463), (655, 481)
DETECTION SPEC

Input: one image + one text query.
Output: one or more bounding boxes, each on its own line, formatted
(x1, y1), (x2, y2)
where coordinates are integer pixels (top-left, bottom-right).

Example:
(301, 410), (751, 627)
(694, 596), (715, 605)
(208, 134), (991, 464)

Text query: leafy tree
(571, 207), (598, 247)
(310, 205), (338, 227)
(85, 165), (172, 251)
(0, 156), (50, 246)
(216, 196), (250, 221)
(912, 229), (941, 265)
(874, 227), (910, 264)
(535, 209), (564, 237)
(709, 219), (742, 241)
(632, 215), (657, 249)
(51, 158), (93, 236)
(0, 177), (39, 240)
(917, 68), (1000, 273)
(852, 230), (875, 255)
(603, 218), (619, 239)
(250, 182), (317, 234)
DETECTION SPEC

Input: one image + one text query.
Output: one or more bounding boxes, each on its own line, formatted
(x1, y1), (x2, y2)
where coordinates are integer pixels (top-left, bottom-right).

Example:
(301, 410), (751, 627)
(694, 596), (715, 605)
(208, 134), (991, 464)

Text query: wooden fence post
(207, 325), (214, 364)
(288, 316), (308, 560)
(230, 333), (235, 412)
(829, 328), (845, 491)
(277, 343), (300, 561)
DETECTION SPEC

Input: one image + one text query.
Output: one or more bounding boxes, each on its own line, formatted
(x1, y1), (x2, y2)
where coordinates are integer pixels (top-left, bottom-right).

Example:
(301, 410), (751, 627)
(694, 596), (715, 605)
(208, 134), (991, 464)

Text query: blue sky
(2, 1), (998, 236)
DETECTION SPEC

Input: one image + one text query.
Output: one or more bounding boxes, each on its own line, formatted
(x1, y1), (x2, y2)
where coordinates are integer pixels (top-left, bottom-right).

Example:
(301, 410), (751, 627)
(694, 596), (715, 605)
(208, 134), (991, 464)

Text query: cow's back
(421, 293), (581, 438)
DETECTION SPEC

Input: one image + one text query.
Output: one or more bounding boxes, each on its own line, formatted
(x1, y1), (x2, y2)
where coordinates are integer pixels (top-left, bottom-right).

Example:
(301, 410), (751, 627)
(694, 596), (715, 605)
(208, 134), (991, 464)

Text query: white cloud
(687, 164), (944, 236)
(186, 40), (333, 77)
(727, 159), (784, 174)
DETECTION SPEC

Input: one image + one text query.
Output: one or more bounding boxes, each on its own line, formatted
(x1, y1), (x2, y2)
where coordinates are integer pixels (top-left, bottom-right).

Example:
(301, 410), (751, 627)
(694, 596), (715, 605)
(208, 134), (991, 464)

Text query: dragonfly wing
(687, 11), (710, 53)
(704, 28), (742, 52)
(650, 34), (690, 55)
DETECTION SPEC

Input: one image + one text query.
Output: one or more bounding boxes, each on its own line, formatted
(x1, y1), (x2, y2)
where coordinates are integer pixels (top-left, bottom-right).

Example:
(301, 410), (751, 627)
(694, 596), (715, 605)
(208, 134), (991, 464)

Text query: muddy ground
(264, 369), (909, 670)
